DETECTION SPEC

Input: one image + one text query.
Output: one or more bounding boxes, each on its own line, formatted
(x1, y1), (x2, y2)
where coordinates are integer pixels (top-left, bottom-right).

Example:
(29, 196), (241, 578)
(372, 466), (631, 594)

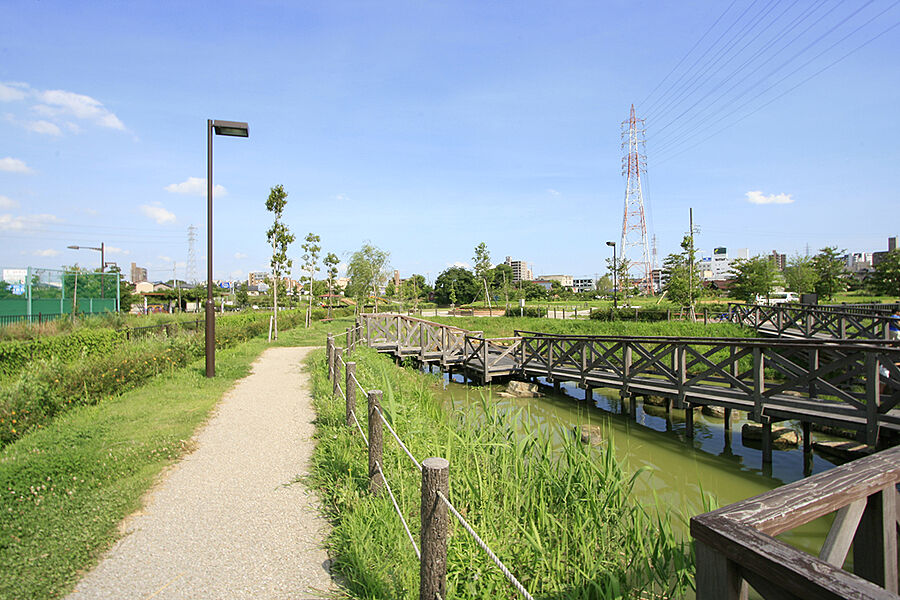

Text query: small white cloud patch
(165, 177), (227, 198)
(745, 190), (793, 205)
(234, 252), (247, 259)
(139, 204), (176, 224)
(0, 157), (33, 173)
(0, 82), (28, 102)
(33, 248), (60, 257)
(0, 195), (19, 209)
(26, 120), (62, 136)
(547, 189), (560, 196)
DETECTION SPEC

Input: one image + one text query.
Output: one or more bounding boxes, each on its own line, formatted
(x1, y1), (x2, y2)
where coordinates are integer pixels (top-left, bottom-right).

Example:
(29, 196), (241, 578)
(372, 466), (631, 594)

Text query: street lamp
(68, 243), (105, 300)
(206, 119), (249, 378)
(606, 241), (617, 310)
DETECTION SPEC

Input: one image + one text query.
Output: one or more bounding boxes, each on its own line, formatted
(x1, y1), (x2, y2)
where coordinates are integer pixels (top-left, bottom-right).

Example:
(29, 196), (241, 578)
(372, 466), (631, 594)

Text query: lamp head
(606, 241), (615, 247)
(212, 120), (249, 137)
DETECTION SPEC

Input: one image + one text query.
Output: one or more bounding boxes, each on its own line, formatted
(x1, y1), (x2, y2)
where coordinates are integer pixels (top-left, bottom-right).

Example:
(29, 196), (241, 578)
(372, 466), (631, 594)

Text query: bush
(0, 329), (126, 380)
(590, 307), (670, 322)
(504, 307), (546, 318)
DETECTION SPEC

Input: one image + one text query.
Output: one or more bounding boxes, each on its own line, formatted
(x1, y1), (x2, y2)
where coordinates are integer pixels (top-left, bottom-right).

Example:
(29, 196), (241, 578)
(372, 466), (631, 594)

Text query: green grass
(0, 316), (351, 600)
(311, 346), (694, 599)
(428, 315), (753, 339)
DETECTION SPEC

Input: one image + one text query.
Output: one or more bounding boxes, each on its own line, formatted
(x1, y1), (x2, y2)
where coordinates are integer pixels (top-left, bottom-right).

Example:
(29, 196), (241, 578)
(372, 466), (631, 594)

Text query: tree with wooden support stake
(265, 185), (294, 341)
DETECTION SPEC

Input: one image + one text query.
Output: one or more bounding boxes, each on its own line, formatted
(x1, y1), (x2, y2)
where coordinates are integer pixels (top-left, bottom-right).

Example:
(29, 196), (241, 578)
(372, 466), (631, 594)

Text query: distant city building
(770, 251), (786, 271)
(873, 236), (898, 267)
(134, 281), (154, 294)
(504, 256), (532, 283)
(531, 279), (553, 291)
(130, 262), (148, 283)
(538, 274), (573, 288)
(573, 278), (595, 293)
(248, 271), (269, 286)
(844, 252), (873, 273)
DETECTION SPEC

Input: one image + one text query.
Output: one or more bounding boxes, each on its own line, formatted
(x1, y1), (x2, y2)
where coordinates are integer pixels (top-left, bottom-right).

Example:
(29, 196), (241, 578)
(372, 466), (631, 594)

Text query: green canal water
(435, 370), (850, 559)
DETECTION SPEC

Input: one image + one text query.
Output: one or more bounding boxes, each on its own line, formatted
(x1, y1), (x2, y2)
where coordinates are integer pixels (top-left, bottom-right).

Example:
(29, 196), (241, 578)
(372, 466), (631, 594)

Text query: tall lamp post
(206, 119), (249, 378)
(68, 243), (105, 300)
(606, 241), (617, 310)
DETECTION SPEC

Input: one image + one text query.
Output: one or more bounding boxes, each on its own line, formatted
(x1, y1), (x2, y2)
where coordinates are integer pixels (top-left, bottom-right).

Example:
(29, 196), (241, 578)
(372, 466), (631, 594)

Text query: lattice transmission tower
(186, 224), (198, 285)
(619, 104), (653, 294)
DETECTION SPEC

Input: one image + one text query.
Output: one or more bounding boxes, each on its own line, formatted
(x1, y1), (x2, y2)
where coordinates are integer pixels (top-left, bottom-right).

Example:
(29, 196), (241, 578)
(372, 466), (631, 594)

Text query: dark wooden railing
(729, 303), (898, 340)
(692, 445), (900, 599)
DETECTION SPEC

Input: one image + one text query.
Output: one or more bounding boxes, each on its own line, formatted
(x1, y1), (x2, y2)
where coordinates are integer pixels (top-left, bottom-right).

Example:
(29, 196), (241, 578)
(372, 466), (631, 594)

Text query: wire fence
(325, 329), (535, 599)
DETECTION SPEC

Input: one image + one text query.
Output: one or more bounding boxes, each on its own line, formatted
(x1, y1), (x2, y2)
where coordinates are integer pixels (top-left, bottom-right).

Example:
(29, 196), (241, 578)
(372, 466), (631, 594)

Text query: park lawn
(0, 317), (349, 600)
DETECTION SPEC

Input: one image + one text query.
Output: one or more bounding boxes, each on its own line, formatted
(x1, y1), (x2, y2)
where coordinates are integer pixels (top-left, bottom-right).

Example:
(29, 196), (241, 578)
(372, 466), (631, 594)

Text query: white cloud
(547, 188), (560, 196)
(105, 245), (130, 255)
(335, 193), (350, 202)
(165, 177), (227, 198)
(229, 269), (245, 280)
(25, 120), (62, 136)
(448, 261), (472, 269)
(0, 195), (19, 209)
(157, 255), (173, 263)
(745, 190), (794, 205)
(0, 213), (60, 230)
(0, 157), (33, 173)
(33, 248), (60, 257)
(34, 89), (125, 130)
(139, 203), (176, 224)
(0, 82), (28, 102)
(234, 252), (247, 259)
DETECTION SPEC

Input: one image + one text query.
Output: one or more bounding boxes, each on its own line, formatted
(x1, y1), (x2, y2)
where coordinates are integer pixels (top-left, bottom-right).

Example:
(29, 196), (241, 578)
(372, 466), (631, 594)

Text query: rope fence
(324, 327), (534, 600)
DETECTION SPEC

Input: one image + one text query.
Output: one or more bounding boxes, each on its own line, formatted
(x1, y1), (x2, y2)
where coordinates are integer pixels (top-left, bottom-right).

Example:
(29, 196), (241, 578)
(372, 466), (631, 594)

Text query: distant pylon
(620, 104), (652, 294)
(186, 224), (198, 285)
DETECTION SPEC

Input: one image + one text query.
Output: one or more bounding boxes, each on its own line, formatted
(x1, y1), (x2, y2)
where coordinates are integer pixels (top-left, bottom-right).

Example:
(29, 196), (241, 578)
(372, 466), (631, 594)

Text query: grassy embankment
(0, 315), (353, 600)
(310, 344), (695, 599)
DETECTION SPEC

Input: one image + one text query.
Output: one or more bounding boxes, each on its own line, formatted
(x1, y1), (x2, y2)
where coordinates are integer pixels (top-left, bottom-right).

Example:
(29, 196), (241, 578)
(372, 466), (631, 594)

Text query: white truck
(754, 291), (799, 306)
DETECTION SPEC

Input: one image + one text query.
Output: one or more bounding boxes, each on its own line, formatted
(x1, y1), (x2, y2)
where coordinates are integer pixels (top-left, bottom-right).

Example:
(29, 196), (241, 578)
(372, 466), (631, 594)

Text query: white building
(573, 278), (595, 293)
(538, 274), (573, 289)
(698, 247), (749, 281)
(504, 257), (533, 283)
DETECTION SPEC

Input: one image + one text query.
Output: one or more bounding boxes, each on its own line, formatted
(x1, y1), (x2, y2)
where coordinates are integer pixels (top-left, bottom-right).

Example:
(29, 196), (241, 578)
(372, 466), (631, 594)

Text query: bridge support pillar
(553, 380), (561, 394)
(584, 386), (592, 402)
(665, 397), (673, 415)
(762, 421), (773, 464)
(685, 404), (694, 438)
(723, 408), (732, 430)
(802, 421), (813, 476)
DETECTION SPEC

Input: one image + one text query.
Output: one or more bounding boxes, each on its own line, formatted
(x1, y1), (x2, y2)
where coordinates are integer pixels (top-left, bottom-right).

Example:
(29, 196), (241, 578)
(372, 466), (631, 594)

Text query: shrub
(504, 307), (546, 318)
(590, 307), (670, 322)
(0, 329), (126, 380)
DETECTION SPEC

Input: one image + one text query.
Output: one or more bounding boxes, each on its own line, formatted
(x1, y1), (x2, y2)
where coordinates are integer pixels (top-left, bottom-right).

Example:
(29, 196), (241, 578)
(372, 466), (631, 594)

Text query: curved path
(68, 346), (336, 600)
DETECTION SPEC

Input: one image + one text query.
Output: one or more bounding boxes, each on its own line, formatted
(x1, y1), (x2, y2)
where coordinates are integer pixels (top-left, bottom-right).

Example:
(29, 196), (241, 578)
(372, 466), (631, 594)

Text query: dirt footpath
(68, 346), (335, 600)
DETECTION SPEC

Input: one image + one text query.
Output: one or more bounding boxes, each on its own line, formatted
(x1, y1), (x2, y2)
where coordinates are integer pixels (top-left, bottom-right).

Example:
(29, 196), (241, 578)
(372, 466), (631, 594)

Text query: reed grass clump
(310, 346), (694, 599)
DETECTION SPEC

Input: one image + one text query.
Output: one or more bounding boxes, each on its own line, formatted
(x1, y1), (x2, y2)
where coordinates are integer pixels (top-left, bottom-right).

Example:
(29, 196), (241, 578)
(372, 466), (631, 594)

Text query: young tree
(662, 235), (702, 308)
(783, 254), (819, 294)
(301, 233), (321, 327)
(323, 252), (340, 319)
(472, 242), (493, 305)
(606, 256), (632, 302)
(265, 185), (295, 340)
(235, 282), (250, 308)
(869, 250), (900, 297)
(346, 242), (390, 313)
(434, 267), (478, 305)
(728, 256), (781, 302)
(812, 246), (848, 300)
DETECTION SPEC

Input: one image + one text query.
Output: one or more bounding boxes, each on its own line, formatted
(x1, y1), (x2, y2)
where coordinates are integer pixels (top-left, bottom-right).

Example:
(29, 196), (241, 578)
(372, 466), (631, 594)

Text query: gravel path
(68, 346), (336, 600)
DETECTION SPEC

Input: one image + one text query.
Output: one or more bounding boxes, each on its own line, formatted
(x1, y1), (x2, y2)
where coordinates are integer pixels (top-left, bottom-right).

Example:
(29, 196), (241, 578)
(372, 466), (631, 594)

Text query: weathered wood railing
(691, 444), (900, 599)
(362, 312), (481, 367)
(729, 303), (897, 340)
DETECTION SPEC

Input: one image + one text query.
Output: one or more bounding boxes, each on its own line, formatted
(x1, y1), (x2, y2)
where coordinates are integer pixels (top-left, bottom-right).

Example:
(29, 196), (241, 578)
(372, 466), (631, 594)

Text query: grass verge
(310, 345), (694, 599)
(0, 316), (351, 600)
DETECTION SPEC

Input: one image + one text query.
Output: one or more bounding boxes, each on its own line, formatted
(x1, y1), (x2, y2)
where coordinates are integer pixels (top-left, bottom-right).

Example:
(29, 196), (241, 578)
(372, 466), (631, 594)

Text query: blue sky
(2, 0), (898, 283)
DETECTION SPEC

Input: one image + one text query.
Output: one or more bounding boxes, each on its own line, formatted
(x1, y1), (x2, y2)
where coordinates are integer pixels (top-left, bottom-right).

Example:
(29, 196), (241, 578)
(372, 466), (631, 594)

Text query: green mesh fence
(0, 267), (120, 324)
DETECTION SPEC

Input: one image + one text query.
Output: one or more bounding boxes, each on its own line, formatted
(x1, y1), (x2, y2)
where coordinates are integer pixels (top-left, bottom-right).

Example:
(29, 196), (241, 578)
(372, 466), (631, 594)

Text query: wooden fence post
(853, 485), (898, 591)
(367, 390), (383, 494)
(694, 541), (747, 599)
(752, 347), (764, 421)
(346, 362), (356, 427)
(420, 457), (449, 600)
(327, 334), (335, 382)
(346, 327), (352, 353)
(865, 353), (881, 449)
(333, 347), (342, 399)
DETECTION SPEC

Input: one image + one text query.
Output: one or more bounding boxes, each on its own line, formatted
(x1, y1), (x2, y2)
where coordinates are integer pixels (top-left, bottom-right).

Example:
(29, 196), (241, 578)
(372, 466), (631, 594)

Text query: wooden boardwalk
(360, 313), (900, 456)
(728, 302), (899, 340)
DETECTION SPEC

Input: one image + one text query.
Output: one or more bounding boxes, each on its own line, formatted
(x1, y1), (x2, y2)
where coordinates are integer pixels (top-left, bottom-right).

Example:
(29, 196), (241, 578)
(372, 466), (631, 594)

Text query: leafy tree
(812, 246), (848, 300)
(783, 255), (819, 294)
(869, 250), (900, 297)
(662, 235), (702, 308)
(521, 280), (548, 300)
(400, 274), (430, 307)
(301, 232), (321, 327)
(606, 255), (632, 301)
(346, 242), (390, 312)
(728, 256), (781, 302)
(434, 267), (478, 305)
(235, 283), (250, 308)
(323, 252), (340, 318)
(473, 242), (493, 303)
(489, 263), (513, 309)
(266, 185), (295, 338)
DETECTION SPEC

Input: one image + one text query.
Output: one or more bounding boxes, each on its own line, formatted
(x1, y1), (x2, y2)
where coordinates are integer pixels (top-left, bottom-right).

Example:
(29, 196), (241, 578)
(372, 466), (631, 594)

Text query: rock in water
(741, 423), (800, 447)
(578, 424), (604, 446)
(507, 380), (540, 398)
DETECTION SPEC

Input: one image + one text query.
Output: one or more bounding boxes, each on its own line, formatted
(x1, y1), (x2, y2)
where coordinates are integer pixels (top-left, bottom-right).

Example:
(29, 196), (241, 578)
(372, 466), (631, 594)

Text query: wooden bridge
(358, 313), (900, 454)
(728, 302), (899, 340)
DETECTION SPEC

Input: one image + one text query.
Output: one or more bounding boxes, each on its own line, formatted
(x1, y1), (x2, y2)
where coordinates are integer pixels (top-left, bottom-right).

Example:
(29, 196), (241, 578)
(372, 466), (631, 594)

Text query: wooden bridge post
(366, 317), (372, 347)
(345, 362), (356, 427)
(776, 308), (783, 334)
(685, 403), (694, 438)
(865, 353), (881, 449)
(853, 485), (898, 591)
(808, 348), (819, 399)
(584, 386), (593, 402)
(367, 390), (383, 494)
(419, 322), (426, 362)
(546, 339), (553, 380)
(623, 343), (633, 415)
(420, 457), (449, 600)
(676, 345), (686, 410)
(396, 315), (402, 355)
(724, 408), (732, 430)
(482, 338), (490, 384)
(694, 541), (747, 600)
(762, 420), (773, 464)
(440, 327), (447, 367)
(752, 347), (764, 421)
(840, 316), (848, 339)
